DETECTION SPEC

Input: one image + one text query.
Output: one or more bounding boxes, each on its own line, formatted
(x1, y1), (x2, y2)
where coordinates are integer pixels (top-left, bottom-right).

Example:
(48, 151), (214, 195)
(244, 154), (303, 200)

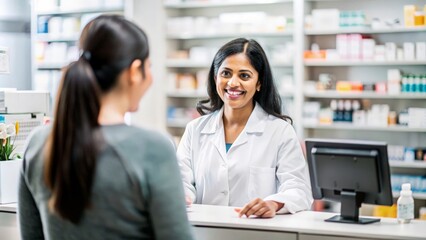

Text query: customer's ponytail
(43, 14), (149, 224)
(44, 57), (101, 224)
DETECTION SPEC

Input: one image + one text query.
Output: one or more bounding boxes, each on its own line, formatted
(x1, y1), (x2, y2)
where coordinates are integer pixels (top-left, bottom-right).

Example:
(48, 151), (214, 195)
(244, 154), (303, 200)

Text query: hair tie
(82, 51), (91, 61)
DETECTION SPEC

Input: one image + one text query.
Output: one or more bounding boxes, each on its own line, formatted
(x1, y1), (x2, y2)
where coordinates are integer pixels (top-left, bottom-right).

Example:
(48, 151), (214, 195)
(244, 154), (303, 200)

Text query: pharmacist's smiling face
(215, 53), (260, 111)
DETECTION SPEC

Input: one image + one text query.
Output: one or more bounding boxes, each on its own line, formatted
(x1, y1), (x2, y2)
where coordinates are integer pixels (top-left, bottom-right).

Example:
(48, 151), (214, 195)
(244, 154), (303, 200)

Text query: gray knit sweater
(18, 125), (193, 240)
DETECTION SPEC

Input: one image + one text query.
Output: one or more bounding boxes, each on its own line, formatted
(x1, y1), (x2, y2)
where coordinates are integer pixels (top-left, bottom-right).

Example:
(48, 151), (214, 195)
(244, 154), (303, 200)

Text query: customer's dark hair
(44, 15), (149, 224)
(196, 38), (292, 123)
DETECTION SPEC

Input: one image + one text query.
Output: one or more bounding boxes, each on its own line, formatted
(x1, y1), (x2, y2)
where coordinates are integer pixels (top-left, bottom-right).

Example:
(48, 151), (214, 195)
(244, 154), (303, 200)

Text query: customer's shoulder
(24, 125), (51, 155)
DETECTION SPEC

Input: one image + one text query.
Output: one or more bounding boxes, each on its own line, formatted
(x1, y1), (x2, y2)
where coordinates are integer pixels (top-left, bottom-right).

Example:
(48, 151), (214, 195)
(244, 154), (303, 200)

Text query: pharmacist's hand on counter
(185, 195), (192, 206)
(234, 198), (284, 218)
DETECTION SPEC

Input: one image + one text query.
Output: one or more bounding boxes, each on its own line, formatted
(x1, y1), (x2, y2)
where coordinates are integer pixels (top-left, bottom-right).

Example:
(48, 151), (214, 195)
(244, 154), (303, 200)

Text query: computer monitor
(305, 138), (393, 224)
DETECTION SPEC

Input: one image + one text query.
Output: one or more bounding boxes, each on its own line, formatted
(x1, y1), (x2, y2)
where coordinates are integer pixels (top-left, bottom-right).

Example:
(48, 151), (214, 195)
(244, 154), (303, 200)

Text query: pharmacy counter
(2, 203), (426, 240)
(0, 203), (19, 240)
(188, 204), (426, 240)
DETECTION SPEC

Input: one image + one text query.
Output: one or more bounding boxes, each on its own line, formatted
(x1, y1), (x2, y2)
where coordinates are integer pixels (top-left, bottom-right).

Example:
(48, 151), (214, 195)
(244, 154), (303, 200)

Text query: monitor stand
(324, 191), (380, 224)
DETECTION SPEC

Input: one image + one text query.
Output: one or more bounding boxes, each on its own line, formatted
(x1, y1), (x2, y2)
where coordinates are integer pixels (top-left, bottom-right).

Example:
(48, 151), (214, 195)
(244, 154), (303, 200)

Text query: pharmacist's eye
(240, 73), (251, 80)
(220, 70), (231, 78)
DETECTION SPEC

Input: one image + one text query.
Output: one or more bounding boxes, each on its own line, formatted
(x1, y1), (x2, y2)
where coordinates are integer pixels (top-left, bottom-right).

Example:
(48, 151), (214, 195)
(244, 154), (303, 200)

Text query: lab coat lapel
(232, 103), (266, 149)
(200, 108), (227, 162)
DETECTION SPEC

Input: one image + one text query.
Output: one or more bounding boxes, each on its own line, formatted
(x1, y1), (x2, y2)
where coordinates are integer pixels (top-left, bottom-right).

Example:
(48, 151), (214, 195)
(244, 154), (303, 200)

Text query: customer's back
(20, 125), (191, 239)
(18, 15), (193, 240)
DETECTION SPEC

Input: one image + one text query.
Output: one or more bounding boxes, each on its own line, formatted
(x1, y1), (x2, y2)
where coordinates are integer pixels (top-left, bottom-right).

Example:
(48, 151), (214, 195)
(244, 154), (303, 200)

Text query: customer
(178, 38), (313, 218)
(18, 15), (193, 239)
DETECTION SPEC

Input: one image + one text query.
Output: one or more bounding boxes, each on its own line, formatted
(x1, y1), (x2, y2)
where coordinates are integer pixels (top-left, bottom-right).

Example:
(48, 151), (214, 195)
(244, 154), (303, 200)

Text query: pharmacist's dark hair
(197, 38), (292, 123)
(44, 15), (149, 224)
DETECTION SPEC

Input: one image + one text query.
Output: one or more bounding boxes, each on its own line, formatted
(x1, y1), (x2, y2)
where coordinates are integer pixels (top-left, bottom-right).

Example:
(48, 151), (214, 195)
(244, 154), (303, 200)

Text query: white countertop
(188, 204), (426, 240)
(3, 203), (426, 239)
(0, 203), (17, 213)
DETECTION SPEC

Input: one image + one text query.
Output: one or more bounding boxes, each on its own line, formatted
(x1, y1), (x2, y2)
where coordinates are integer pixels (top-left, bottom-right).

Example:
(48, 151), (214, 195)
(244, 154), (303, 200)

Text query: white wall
(0, 0), (31, 90)
(130, 0), (168, 132)
(0, 0), (30, 21)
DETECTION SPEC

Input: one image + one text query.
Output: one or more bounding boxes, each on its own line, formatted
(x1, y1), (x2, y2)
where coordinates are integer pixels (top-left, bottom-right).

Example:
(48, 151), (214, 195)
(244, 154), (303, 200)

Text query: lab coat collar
(200, 102), (267, 135)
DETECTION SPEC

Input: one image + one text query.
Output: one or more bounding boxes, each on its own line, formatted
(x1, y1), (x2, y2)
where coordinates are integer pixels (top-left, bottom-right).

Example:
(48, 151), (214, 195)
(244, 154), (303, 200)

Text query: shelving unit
(164, 0), (292, 9)
(303, 124), (426, 133)
(304, 60), (426, 66)
(304, 91), (426, 99)
(393, 192), (426, 200)
(390, 161), (426, 169)
(163, 0), (296, 140)
(305, 26), (426, 35)
(302, 0), (426, 217)
(166, 31), (293, 40)
(167, 91), (208, 98)
(36, 6), (125, 16)
(30, 0), (132, 113)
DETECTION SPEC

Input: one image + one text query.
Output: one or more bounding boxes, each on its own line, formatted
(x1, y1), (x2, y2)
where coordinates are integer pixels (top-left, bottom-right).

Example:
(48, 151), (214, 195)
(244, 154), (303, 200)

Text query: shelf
(280, 91), (294, 98)
(166, 60), (292, 68)
(167, 31), (292, 40)
(164, 0), (292, 9)
(304, 60), (426, 66)
(303, 123), (426, 132)
(304, 91), (426, 99)
(167, 91), (208, 98)
(36, 63), (68, 70)
(167, 119), (190, 128)
(36, 34), (79, 42)
(271, 62), (293, 67)
(166, 60), (210, 68)
(305, 26), (426, 35)
(393, 191), (426, 200)
(389, 161), (426, 169)
(36, 7), (124, 16)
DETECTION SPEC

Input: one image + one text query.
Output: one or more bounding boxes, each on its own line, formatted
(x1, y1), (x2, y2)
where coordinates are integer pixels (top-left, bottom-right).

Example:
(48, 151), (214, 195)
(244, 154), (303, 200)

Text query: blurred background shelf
(166, 91), (208, 98)
(389, 161), (426, 169)
(166, 119), (190, 128)
(304, 60), (426, 66)
(36, 63), (66, 70)
(36, 7), (125, 16)
(164, 0), (293, 9)
(305, 26), (426, 35)
(36, 34), (79, 42)
(393, 192), (426, 200)
(304, 91), (426, 99)
(167, 31), (293, 40)
(303, 124), (426, 132)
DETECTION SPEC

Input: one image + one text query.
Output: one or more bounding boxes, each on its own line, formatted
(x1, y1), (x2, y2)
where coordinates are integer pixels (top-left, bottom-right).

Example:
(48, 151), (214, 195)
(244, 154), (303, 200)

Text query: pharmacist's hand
(234, 198), (283, 218)
(185, 195), (192, 206)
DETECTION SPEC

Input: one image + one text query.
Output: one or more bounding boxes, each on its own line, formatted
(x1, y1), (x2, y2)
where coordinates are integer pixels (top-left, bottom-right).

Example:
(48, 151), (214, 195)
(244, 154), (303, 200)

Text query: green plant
(0, 122), (19, 161)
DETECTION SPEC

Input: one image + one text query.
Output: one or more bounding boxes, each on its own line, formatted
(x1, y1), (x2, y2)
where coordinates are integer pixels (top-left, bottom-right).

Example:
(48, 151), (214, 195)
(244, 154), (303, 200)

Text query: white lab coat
(177, 103), (313, 213)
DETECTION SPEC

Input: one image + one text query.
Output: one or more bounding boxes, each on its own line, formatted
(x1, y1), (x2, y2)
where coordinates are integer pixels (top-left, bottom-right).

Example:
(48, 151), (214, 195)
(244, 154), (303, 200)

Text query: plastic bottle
(397, 183), (414, 224)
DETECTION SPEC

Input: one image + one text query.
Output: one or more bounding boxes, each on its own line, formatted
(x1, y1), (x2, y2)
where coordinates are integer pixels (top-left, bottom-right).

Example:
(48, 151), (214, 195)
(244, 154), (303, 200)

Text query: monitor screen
(306, 138), (393, 224)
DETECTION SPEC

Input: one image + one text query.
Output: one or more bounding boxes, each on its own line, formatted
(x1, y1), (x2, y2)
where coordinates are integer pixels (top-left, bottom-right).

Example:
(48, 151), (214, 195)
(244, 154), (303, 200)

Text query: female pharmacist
(177, 38), (313, 218)
(18, 15), (193, 239)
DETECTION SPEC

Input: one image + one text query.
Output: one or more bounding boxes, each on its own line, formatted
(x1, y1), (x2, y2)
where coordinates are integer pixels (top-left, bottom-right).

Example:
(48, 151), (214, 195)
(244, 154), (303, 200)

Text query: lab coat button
(222, 190), (228, 195)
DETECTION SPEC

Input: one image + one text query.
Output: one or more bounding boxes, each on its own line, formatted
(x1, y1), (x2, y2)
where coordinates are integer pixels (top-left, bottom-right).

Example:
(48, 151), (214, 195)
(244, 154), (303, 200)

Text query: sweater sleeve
(144, 134), (194, 240)
(18, 166), (44, 240)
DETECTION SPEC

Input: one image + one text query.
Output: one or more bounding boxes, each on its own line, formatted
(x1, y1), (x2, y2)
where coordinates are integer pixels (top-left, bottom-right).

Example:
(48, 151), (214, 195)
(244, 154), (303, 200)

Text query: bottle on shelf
(397, 183), (414, 224)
